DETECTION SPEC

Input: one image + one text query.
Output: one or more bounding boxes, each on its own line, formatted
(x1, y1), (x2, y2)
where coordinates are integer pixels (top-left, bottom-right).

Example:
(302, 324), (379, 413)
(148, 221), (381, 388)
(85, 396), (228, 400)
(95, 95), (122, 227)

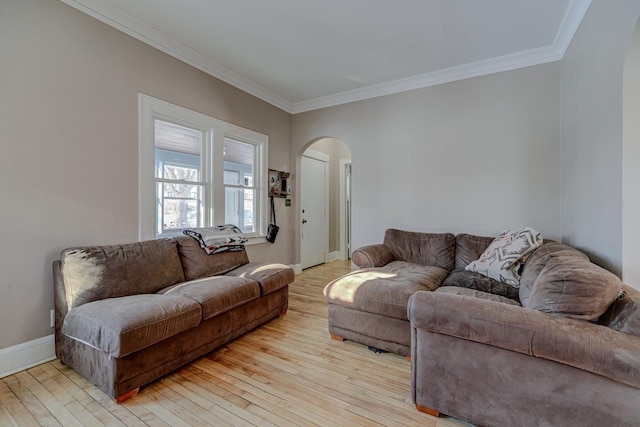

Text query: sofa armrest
(351, 244), (395, 268)
(408, 290), (640, 389)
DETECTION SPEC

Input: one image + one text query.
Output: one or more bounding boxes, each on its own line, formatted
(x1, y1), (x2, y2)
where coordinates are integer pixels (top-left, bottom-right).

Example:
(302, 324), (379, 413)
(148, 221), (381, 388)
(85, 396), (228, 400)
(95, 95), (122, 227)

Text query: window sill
(245, 235), (268, 246)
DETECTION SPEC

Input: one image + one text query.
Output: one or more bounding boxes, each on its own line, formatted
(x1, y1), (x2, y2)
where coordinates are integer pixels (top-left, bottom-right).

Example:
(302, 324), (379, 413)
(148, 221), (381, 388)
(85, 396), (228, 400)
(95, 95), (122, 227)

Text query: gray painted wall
(560, 0), (640, 277)
(623, 20), (640, 288)
(292, 63), (562, 263)
(0, 0), (292, 350)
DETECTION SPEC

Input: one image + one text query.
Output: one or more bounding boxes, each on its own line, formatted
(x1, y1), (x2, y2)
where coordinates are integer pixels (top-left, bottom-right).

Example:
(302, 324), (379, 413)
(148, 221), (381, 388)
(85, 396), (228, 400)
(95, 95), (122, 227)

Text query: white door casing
(339, 158), (352, 260)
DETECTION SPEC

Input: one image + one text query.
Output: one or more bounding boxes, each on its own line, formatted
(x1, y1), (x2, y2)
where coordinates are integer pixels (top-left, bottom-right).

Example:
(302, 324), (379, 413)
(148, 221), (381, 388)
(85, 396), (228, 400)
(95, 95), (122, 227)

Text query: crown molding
(59, 0), (294, 113)
(291, 0), (592, 113)
(60, 0), (591, 115)
(553, 0), (592, 58)
(291, 46), (562, 113)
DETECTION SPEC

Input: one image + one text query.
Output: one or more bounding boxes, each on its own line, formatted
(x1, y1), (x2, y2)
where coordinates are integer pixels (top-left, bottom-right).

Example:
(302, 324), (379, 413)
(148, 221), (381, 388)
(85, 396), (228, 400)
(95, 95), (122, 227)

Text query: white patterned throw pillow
(465, 227), (543, 288)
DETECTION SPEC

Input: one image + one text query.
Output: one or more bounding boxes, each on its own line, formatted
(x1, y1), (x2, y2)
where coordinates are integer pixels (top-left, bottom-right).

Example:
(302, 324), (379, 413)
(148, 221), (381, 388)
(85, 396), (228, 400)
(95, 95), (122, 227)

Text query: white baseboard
(290, 264), (303, 275)
(327, 251), (341, 262)
(0, 334), (56, 378)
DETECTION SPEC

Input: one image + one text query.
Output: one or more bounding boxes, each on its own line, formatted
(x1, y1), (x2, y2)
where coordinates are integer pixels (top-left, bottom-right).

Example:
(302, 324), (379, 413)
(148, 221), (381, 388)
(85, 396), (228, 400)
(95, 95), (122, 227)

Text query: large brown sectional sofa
(324, 228), (640, 426)
(53, 235), (293, 401)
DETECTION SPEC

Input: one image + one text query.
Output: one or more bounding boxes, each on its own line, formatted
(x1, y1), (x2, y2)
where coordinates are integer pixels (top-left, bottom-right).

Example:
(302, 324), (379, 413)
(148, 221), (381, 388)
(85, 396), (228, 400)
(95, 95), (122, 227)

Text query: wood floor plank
(198, 354), (381, 427)
(49, 362), (146, 427)
(153, 379), (230, 427)
(0, 404), (20, 427)
(119, 392), (172, 427)
(156, 373), (256, 427)
(36, 363), (126, 427)
(12, 371), (84, 427)
(218, 342), (425, 425)
(3, 260), (465, 426)
(0, 381), (40, 427)
(180, 365), (319, 427)
(2, 374), (62, 427)
(192, 360), (340, 427)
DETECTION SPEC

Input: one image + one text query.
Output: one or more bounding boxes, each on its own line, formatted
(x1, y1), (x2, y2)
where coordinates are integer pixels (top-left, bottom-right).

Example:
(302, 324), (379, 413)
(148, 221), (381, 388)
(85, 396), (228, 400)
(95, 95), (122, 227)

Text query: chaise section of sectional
(324, 229), (456, 356)
(324, 264), (448, 355)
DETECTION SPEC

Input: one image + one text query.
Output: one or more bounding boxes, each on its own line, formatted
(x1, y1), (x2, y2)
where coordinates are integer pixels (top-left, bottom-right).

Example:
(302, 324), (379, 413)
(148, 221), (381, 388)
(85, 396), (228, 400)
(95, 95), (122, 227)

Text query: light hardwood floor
(0, 261), (469, 426)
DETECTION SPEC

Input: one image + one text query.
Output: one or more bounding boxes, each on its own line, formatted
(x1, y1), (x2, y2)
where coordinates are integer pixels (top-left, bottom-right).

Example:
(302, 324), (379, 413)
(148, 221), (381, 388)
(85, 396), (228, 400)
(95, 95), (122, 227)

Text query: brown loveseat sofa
(324, 228), (640, 425)
(53, 235), (293, 401)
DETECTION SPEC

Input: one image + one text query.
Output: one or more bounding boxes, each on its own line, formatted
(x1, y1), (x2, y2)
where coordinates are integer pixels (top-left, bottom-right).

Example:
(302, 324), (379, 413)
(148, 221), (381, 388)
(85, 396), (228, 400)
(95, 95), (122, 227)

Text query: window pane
(162, 163), (199, 182)
(155, 120), (202, 181)
(157, 182), (203, 235)
(225, 187), (255, 233)
(224, 138), (254, 186)
(224, 170), (240, 185)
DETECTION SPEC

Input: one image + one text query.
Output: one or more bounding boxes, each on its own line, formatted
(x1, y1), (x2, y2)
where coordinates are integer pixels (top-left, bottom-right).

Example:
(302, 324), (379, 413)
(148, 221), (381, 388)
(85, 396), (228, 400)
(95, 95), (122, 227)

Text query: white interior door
(301, 153), (328, 269)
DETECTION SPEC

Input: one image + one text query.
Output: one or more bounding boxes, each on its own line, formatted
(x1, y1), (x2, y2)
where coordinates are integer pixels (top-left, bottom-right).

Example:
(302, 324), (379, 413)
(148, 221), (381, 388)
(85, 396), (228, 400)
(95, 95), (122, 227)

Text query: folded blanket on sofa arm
(184, 225), (248, 255)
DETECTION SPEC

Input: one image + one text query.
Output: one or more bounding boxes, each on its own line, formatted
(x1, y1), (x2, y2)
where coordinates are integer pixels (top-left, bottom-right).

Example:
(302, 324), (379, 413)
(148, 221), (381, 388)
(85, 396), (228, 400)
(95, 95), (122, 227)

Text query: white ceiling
(61, 0), (591, 113)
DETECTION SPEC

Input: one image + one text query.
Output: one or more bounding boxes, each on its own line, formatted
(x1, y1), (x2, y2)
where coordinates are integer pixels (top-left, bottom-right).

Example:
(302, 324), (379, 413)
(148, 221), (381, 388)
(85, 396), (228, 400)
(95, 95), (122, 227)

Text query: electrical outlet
(50, 309), (55, 328)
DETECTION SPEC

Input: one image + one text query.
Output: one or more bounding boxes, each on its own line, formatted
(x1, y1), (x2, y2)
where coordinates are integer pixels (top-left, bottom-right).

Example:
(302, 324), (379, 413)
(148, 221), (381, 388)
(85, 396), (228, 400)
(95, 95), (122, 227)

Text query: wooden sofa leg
(280, 307), (288, 316)
(330, 333), (344, 341)
(115, 388), (139, 403)
(406, 356), (411, 363)
(416, 404), (439, 417)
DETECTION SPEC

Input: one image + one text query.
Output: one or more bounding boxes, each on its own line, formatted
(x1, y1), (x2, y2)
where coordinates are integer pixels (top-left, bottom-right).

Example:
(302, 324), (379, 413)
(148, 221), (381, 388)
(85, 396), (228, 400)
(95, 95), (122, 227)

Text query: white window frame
(139, 94), (268, 242)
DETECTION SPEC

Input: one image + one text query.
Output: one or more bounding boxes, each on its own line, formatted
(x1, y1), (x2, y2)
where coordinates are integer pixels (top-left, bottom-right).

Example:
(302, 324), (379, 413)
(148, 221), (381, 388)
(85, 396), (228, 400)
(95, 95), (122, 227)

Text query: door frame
(301, 149), (330, 268)
(339, 158), (352, 260)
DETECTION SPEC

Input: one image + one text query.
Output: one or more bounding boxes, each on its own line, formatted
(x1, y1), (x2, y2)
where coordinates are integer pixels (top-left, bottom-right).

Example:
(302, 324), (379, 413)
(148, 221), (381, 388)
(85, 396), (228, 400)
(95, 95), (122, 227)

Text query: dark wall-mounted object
(269, 169), (290, 198)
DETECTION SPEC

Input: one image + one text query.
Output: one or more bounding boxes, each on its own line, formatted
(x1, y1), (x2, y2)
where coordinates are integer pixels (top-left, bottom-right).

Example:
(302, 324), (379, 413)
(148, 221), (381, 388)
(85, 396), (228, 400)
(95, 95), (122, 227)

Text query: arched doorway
(623, 19), (640, 288)
(299, 138), (352, 270)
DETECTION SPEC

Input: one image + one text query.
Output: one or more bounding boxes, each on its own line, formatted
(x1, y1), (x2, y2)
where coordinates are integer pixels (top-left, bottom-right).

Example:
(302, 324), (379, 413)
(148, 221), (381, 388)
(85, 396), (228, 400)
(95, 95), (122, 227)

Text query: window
(224, 138), (258, 233)
(139, 94), (268, 241)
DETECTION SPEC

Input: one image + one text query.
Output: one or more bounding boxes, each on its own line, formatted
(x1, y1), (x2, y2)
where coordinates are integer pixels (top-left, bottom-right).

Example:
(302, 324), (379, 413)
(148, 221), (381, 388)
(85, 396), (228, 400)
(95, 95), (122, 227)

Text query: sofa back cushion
(61, 239), (185, 310)
(598, 284), (640, 337)
(519, 243), (589, 306)
(175, 235), (249, 281)
(454, 234), (494, 270)
(442, 270), (520, 301)
(521, 246), (622, 320)
(383, 229), (455, 271)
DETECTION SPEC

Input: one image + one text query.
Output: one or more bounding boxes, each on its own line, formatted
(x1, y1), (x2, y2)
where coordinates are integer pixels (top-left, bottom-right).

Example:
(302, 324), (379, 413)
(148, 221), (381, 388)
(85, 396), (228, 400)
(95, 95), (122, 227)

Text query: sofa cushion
(519, 242), (589, 306)
(323, 264), (448, 320)
(157, 276), (260, 320)
(443, 269), (520, 301)
(174, 236), (249, 281)
(62, 294), (201, 358)
(524, 255), (623, 321)
(225, 262), (294, 296)
(465, 227), (543, 288)
(435, 286), (521, 306)
(61, 239), (185, 310)
(598, 285), (640, 337)
(383, 229), (456, 271)
(454, 234), (494, 270)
